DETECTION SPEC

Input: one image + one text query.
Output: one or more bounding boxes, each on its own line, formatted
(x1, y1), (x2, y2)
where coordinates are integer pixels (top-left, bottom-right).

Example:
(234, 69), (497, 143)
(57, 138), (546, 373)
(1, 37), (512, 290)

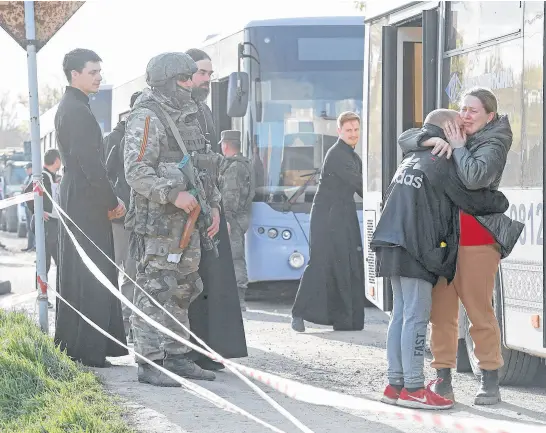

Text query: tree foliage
(354, 1), (365, 11)
(19, 84), (64, 116)
(0, 84), (63, 149)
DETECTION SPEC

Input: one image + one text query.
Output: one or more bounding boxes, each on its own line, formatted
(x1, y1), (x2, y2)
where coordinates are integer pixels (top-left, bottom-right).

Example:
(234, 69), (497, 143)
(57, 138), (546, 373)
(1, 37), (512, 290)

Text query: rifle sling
(154, 104), (191, 157)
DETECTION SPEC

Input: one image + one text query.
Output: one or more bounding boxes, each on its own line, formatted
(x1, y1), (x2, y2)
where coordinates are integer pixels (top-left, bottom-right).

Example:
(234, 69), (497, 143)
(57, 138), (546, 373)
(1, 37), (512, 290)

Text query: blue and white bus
(201, 16), (365, 283)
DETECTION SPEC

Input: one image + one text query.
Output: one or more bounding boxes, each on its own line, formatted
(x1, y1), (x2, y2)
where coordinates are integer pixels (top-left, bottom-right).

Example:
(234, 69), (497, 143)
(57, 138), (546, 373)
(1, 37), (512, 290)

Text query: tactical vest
(125, 98), (217, 239)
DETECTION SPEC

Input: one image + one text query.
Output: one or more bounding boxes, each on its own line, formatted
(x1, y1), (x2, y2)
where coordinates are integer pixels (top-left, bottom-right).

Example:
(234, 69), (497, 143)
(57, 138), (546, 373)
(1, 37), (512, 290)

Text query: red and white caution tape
(46, 286), (287, 433)
(47, 186), (546, 433)
(44, 185), (313, 433)
(0, 192), (33, 210)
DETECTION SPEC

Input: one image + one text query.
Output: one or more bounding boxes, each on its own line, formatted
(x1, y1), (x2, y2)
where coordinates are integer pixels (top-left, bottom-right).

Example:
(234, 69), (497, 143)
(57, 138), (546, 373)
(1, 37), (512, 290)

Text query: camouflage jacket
(124, 88), (221, 238)
(219, 153), (255, 229)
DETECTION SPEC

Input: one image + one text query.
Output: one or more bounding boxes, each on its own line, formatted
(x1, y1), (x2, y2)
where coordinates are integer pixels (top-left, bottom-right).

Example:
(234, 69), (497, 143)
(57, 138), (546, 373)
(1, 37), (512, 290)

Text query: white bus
(39, 83), (115, 155)
(362, 1), (545, 385)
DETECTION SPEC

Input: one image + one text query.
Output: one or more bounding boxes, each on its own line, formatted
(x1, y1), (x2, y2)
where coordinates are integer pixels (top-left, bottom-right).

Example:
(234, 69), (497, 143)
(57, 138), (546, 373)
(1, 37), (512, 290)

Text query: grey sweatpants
(386, 276), (433, 388)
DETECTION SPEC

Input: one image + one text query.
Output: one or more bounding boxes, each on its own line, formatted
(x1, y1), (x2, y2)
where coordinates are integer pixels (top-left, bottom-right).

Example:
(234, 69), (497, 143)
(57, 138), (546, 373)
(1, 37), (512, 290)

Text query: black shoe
(164, 354), (216, 381)
(196, 358), (225, 371)
(430, 368), (455, 401)
(474, 369), (501, 405)
(138, 362), (181, 387)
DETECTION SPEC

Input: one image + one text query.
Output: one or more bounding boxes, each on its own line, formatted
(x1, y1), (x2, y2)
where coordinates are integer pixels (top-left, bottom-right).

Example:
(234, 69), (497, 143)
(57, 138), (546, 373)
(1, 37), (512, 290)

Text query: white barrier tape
(45, 286), (287, 433)
(47, 186), (546, 433)
(0, 192), (33, 210)
(42, 185), (313, 433)
(50, 190), (309, 433)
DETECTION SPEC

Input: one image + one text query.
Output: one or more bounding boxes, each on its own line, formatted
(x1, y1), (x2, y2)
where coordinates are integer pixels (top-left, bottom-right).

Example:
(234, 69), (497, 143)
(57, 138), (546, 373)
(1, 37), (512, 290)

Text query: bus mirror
(227, 72), (249, 117)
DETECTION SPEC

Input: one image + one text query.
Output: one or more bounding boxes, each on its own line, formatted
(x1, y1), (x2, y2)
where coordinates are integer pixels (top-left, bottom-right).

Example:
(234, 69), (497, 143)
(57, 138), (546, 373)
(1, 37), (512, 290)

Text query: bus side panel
(500, 189), (546, 357)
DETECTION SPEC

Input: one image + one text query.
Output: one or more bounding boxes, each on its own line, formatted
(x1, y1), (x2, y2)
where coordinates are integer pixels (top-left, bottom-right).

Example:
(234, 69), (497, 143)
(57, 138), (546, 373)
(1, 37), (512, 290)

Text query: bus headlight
(288, 252), (305, 269)
(282, 230), (292, 240)
(268, 228), (278, 238)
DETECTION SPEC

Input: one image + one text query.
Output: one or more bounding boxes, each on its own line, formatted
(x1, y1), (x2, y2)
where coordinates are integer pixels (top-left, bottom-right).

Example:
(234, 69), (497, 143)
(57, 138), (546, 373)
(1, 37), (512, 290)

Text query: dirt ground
(1, 230), (546, 433)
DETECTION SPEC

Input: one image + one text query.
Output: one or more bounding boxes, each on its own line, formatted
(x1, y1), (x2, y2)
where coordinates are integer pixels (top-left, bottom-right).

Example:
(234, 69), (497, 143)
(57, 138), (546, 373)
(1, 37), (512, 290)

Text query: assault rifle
(152, 103), (219, 259)
(178, 154), (219, 258)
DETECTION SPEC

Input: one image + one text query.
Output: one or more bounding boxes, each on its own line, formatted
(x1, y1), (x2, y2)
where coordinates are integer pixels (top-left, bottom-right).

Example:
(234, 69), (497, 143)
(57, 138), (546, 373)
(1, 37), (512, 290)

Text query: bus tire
(463, 273), (540, 386)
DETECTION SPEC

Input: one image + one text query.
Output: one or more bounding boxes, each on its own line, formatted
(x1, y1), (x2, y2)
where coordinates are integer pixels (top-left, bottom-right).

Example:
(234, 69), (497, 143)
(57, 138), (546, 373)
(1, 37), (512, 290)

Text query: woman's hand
(422, 137), (453, 159)
(444, 121), (467, 149)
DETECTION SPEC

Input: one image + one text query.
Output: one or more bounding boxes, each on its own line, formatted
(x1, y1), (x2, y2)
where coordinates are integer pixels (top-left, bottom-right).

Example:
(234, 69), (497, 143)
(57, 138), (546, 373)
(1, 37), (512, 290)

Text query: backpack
(105, 122), (131, 218)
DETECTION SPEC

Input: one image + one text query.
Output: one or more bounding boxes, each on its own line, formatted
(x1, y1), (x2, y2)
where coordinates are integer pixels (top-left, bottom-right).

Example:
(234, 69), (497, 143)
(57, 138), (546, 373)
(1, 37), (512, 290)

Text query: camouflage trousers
(229, 223), (248, 290)
(131, 231), (202, 363)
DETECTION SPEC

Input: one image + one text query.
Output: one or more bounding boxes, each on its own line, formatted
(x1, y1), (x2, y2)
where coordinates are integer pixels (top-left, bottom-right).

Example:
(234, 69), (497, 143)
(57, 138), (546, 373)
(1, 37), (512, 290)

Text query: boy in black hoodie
(371, 109), (522, 410)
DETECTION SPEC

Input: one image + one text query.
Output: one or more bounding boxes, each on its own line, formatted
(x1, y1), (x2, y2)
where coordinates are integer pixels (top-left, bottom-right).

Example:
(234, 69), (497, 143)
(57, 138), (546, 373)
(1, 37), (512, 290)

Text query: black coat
(54, 86), (127, 367)
(292, 139), (365, 330)
(372, 124), (524, 282)
(189, 205), (248, 359)
(189, 100), (247, 360)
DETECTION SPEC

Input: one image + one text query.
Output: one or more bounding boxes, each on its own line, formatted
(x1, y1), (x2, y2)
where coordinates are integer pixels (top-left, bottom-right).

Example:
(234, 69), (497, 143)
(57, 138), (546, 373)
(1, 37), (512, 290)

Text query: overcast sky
(0, 0), (363, 108)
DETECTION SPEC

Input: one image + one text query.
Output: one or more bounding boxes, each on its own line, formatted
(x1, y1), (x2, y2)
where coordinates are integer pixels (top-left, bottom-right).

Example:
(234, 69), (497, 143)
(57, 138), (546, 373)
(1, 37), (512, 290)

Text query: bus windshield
(246, 24), (364, 206)
(9, 166), (27, 185)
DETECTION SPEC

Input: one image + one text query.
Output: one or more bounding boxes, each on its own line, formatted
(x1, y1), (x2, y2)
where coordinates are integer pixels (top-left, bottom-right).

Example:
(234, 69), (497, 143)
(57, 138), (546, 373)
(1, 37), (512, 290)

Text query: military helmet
(145, 52), (198, 87)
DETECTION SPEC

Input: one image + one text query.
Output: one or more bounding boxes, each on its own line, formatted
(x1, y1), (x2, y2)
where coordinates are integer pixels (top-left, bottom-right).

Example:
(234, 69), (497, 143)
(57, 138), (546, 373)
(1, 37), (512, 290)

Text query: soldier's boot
(238, 286), (247, 311)
(137, 362), (181, 387)
(430, 368), (455, 402)
(164, 354), (216, 381)
(474, 369), (501, 405)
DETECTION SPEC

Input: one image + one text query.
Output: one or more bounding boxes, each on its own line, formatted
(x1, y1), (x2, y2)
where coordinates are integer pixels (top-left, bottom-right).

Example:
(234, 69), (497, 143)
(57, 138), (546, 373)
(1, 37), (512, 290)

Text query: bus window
(366, 18), (387, 194)
(445, 1), (523, 52)
(522, 1), (543, 188)
(443, 38), (524, 188)
(247, 23), (364, 206)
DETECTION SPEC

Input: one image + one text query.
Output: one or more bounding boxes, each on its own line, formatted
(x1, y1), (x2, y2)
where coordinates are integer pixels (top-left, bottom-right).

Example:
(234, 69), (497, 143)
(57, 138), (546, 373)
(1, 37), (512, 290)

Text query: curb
(0, 291), (38, 310)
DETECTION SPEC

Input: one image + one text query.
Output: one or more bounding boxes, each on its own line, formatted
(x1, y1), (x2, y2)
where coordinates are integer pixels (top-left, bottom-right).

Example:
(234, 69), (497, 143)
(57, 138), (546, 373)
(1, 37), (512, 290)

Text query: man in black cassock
(291, 111), (365, 333)
(185, 48), (248, 371)
(54, 49), (128, 367)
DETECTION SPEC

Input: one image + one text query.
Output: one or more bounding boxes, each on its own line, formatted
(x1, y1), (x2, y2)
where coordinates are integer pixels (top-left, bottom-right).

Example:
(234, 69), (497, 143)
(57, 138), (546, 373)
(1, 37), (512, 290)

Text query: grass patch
(0, 310), (134, 433)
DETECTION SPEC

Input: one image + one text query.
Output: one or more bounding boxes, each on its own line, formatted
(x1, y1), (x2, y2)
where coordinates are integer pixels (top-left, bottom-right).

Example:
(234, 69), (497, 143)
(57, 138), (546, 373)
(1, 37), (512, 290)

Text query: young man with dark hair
(54, 48), (128, 367)
(371, 109), (523, 410)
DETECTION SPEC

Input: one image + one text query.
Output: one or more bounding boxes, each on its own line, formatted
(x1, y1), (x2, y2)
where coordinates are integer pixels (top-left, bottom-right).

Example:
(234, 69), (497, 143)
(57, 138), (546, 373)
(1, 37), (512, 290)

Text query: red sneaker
(397, 382), (454, 410)
(381, 385), (401, 405)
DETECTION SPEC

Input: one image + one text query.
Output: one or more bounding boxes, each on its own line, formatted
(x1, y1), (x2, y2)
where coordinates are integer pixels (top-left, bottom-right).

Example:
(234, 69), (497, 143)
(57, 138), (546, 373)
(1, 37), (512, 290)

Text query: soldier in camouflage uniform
(219, 130), (255, 311)
(124, 52), (221, 386)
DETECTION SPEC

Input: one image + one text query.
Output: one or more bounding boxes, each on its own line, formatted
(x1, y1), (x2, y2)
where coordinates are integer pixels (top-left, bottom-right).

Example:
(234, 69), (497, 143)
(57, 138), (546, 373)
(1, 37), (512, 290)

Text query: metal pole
(24, 1), (48, 333)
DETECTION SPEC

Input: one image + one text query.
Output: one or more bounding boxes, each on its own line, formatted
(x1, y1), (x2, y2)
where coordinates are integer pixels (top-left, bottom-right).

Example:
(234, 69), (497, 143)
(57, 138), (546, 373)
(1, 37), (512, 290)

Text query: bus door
(363, 9), (438, 311)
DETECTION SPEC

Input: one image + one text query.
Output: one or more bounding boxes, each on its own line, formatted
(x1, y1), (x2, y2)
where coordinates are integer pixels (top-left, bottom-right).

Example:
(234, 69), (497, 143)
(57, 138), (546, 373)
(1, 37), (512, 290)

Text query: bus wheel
(463, 273), (540, 386)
